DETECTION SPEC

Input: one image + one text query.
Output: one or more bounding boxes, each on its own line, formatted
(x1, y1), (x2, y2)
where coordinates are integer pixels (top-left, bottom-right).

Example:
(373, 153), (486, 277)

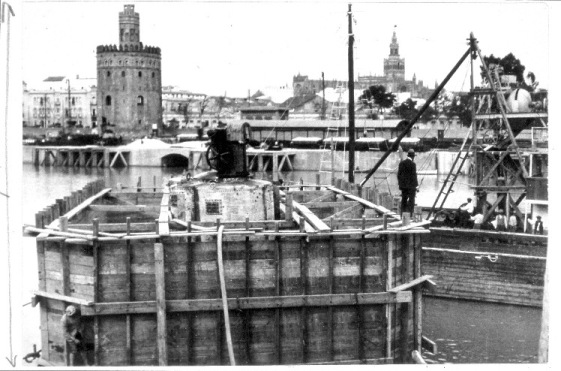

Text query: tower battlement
(96, 44), (161, 55)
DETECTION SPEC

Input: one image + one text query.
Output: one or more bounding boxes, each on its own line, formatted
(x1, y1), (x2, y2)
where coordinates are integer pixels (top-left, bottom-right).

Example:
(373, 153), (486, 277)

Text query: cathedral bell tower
(383, 26), (406, 92)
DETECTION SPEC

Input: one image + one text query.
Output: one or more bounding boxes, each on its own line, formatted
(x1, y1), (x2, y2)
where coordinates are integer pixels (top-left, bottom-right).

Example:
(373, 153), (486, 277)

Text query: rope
(1, 2), (15, 363)
(216, 225), (236, 365)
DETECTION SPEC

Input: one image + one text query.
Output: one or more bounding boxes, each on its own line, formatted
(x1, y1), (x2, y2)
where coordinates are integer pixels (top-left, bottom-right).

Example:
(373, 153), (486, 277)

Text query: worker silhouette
(397, 148), (419, 217)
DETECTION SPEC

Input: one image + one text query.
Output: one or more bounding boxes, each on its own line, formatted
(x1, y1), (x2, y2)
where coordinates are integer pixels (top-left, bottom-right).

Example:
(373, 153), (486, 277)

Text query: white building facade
(23, 76), (97, 128)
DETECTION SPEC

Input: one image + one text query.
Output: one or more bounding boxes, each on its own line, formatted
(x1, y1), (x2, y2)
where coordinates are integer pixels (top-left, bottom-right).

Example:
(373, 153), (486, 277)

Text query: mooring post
(315, 173), (321, 191)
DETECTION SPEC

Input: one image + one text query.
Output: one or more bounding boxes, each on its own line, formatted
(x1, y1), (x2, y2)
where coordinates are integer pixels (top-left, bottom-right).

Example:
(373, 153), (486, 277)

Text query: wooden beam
(69, 222), (156, 232)
(291, 199), (331, 232)
(421, 336), (437, 354)
(278, 202), (316, 233)
(388, 275), (435, 293)
(88, 204), (147, 212)
(32, 291), (94, 306)
(326, 186), (401, 220)
(81, 292), (413, 316)
(304, 201), (358, 209)
(158, 188), (170, 236)
(323, 203), (362, 220)
(154, 243), (168, 366)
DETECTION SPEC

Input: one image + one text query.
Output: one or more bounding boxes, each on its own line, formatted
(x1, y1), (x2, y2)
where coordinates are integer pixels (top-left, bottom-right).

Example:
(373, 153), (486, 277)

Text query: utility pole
(347, 3), (355, 183)
(321, 72), (326, 120)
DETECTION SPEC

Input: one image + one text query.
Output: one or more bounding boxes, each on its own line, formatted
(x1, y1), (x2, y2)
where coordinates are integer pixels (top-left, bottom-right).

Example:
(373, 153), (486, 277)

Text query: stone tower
(96, 4), (162, 135)
(383, 26), (405, 92)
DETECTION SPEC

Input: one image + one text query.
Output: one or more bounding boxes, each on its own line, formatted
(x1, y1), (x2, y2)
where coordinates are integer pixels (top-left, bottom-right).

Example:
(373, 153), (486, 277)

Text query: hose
(216, 225), (236, 365)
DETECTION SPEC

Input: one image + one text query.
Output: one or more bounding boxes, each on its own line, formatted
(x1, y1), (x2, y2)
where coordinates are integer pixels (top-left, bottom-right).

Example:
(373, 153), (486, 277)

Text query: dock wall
(422, 247), (545, 307)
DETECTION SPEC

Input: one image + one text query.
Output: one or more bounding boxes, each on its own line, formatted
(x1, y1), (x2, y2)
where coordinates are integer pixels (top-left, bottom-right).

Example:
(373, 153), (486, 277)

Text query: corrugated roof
(281, 94), (318, 109)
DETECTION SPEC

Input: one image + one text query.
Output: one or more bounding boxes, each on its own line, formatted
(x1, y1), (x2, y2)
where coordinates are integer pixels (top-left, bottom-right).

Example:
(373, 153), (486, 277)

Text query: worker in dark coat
(397, 148), (419, 216)
(61, 305), (91, 366)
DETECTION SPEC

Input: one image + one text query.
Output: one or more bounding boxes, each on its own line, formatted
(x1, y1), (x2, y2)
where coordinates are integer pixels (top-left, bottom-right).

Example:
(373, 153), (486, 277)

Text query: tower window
(137, 96), (144, 106)
(122, 71), (125, 77)
(107, 71), (111, 77)
(152, 72), (155, 78)
(105, 96), (112, 106)
(138, 71), (142, 78)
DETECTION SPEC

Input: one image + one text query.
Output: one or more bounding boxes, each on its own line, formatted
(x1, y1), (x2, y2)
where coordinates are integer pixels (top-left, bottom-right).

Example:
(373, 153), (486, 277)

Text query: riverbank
(22, 144), (470, 175)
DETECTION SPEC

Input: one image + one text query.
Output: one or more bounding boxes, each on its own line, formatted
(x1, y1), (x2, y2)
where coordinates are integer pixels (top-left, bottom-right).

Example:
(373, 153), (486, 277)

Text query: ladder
(330, 83), (347, 120)
(426, 122), (474, 219)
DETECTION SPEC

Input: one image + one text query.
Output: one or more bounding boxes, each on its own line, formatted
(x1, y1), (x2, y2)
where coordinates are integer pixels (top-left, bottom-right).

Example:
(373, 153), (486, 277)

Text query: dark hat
(537, 215), (542, 219)
(467, 198), (472, 202)
(407, 148), (415, 157)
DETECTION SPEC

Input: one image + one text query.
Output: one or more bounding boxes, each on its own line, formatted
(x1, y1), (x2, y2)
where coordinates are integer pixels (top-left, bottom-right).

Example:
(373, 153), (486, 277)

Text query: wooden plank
(387, 275), (435, 293)
(32, 290), (93, 306)
(70, 222), (156, 232)
(386, 236), (394, 359)
(291, 199), (331, 232)
(154, 243), (168, 366)
(89, 205), (147, 212)
(303, 201), (357, 209)
(324, 203), (363, 220)
(48, 188), (112, 229)
(93, 234), (100, 366)
(81, 292), (413, 316)
(158, 189), (170, 236)
(326, 186), (401, 220)
(278, 202), (315, 233)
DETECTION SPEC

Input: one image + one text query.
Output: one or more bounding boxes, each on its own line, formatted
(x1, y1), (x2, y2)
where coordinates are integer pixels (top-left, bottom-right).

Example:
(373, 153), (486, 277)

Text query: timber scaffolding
(31, 146), (130, 168)
(26, 178), (436, 367)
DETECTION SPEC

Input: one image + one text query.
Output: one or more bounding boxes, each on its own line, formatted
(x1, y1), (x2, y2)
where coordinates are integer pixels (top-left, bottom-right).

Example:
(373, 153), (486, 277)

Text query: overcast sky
(21, 0), (551, 97)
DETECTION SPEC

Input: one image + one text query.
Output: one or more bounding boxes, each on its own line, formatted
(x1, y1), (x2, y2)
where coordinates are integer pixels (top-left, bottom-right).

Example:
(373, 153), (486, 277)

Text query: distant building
(240, 106), (289, 120)
(292, 74), (342, 97)
(357, 27), (431, 98)
(281, 94), (327, 120)
(162, 86), (206, 128)
(293, 27), (431, 99)
(96, 4), (162, 135)
(22, 76), (97, 128)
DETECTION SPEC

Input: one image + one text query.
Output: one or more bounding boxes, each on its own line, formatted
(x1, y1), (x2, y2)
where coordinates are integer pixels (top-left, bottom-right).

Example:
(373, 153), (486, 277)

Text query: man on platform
(397, 148), (419, 217)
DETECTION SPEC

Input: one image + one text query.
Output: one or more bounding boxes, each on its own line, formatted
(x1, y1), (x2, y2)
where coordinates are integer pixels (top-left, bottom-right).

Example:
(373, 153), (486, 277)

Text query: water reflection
(422, 297), (540, 363)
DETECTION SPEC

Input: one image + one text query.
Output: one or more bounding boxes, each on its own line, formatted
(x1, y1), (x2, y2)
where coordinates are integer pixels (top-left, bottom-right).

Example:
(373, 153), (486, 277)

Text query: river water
(19, 164), (542, 364)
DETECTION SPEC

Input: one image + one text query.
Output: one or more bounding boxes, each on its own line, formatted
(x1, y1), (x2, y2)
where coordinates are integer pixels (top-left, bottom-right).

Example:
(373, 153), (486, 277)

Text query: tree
(448, 94), (472, 127)
(396, 98), (418, 121)
(359, 85), (396, 113)
(481, 53), (525, 83)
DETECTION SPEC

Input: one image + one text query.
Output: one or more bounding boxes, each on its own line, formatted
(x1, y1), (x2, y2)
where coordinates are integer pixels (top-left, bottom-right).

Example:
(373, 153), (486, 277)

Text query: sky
(20, 0), (552, 97)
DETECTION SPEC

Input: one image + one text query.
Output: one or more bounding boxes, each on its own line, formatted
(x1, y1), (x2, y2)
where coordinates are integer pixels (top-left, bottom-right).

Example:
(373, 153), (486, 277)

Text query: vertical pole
(92, 218), (100, 366)
(330, 138), (335, 185)
(154, 243), (168, 366)
(321, 72), (326, 120)
(125, 217), (132, 365)
(273, 153), (279, 183)
(347, 3), (355, 183)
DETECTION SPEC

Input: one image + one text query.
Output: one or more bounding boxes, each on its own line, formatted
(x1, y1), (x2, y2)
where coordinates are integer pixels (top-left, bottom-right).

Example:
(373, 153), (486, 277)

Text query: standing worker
(397, 148), (419, 217)
(61, 305), (91, 366)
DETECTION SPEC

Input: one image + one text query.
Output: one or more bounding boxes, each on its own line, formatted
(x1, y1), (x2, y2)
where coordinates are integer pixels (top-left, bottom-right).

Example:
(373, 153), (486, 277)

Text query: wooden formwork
(29, 178), (432, 366)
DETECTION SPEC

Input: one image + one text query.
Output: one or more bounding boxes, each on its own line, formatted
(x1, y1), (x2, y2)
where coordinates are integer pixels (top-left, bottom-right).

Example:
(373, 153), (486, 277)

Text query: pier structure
(27, 177), (435, 366)
(31, 146), (130, 168)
